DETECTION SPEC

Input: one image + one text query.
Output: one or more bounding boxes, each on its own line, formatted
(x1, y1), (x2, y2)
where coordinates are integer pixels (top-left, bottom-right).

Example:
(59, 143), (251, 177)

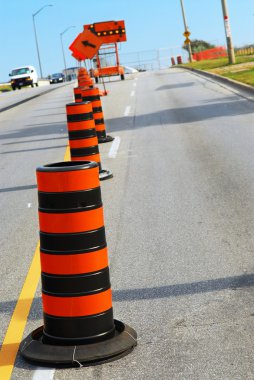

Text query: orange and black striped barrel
(79, 80), (93, 89)
(78, 67), (87, 74)
(78, 69), (94, 88)
(66, 102), (101, 169)
(82, 87), (108, 142)
(77, 67), (88, 81)
(73, 87), (83, 103)
(37, 161), (115, 345)
(79, 73), (94, 88)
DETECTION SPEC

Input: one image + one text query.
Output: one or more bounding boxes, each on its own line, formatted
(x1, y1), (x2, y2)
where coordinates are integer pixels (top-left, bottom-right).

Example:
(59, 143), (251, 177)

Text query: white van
(9, 66), (39, 90)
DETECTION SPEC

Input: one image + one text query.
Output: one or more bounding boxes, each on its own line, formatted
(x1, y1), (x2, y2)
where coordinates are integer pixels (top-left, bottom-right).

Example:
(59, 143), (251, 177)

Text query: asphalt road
(1, 68), (254, 379)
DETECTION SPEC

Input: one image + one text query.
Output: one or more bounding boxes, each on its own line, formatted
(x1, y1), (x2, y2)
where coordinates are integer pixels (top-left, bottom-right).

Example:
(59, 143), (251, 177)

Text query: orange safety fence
(192, 47), (227, 61)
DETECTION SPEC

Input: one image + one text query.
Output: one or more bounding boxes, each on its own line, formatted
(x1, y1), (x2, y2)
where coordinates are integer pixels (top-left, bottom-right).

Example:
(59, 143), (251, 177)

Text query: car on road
(9, 66), (38, 90)
(49, 73), (65, 84)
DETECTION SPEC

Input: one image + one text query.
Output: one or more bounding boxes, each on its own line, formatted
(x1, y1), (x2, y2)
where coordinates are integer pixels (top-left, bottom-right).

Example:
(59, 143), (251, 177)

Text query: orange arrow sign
(70, 44), (86, 61)
(69, 29), (102, 59)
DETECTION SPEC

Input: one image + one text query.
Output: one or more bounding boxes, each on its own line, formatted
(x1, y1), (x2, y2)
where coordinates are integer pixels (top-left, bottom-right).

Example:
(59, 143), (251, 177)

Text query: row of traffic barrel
(20, 68), (137, 367)
(171, 56), (183, 65)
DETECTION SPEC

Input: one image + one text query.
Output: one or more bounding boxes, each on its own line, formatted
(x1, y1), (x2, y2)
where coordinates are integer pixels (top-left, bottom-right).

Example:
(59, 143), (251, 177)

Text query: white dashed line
(133, 82), (137, 87)
(130, 90), (135, 97)
(27, 203), (32, 208)
(124, 105), (131, 116)
(108, 136), (121, 158)
(32, 368), (55, 380)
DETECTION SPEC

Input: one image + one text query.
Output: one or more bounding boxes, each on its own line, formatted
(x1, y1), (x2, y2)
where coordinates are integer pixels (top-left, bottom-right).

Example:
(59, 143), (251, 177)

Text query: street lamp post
(32, 4), (53, 79)
(60, 26), (75, 81)
(221, 0), (235, 64)
(180, 0), (193, 63)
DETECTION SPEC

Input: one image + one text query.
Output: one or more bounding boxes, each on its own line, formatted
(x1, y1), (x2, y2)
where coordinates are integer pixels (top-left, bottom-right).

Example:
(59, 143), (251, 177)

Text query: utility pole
(60, 26), (75, 81)
(32, 4), (53, 78)
(180, 0), (193, 63)
(221, 0), (235, 64)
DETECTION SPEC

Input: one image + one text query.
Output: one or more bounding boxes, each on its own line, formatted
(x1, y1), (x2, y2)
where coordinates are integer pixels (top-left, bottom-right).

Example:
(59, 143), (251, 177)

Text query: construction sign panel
(84, 20), (127, 44)
(69, 30), (102, 59)
(71, 45), (86, 61)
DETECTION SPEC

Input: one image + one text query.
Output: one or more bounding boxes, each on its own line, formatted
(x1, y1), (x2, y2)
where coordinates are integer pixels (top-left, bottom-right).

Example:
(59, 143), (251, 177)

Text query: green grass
(180, 55), (254, 87)
(0, 85), (12, 92)
(182, 55), (254, 71)
(222, 69), (254, 86)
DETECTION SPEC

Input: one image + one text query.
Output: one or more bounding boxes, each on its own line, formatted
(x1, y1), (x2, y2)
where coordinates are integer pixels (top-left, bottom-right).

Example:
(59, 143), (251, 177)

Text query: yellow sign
(183, 31), (191, 37)
(184, 38), (191, 45)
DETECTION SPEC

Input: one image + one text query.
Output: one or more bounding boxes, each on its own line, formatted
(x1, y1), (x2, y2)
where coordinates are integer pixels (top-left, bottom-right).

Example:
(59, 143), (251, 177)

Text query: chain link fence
(118, 47), (189, 71)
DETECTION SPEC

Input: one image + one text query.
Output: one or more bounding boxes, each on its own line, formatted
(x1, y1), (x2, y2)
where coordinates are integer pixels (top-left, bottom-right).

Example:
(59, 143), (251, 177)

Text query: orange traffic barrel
(66, 101), (113, 180)
(171, 57), (176, 66)
(78, 69), (94, 88)
(177, 55), (182, 64)
(78, 67), (87, 74)
(73, 87), (83, 103)
(77, 67), (88, 80)
(79, 78), (93, 88)
(82, 87), (114, 144)
(20, 161), (137, 366)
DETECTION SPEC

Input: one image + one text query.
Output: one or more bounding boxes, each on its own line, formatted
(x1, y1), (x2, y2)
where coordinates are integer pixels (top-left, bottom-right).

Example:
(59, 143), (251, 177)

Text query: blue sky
(0, 0), (254, 81)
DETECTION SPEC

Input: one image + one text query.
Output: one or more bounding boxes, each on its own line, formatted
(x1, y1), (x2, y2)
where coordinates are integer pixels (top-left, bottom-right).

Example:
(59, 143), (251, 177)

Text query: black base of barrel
(19, 320), (137, 367)
(99, 169), (113, 181)
(98, 135), (114, 144)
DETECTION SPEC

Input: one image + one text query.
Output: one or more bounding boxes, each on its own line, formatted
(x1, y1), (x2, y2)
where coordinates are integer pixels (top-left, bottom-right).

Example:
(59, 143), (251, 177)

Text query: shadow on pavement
(1, 144), (67, 154)
(2, 136), (67, 145)
(1, 273), (254, 319)
(0, 123), (67, 140)
(106, 99), (254, 133)
(156, 82), (195, 91)
(0, 184), (37, 193)
(113, 273), (254, 302)
(33, 113), (66, 117)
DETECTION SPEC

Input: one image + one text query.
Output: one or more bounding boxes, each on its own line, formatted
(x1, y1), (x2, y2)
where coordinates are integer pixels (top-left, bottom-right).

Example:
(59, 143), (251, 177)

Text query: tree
(183, 39), (215, 53)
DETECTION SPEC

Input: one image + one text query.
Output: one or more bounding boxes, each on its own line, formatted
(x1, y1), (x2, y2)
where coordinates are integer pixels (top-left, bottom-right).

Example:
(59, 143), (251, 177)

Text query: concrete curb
(180, 66), (254, 99)
(0, 81), (75, 113)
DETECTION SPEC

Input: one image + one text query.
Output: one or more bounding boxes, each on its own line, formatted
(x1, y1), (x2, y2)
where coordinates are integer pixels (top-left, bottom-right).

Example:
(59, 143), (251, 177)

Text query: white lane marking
(135, 77), (138, 81)
(124, 105), (131, 116)
(130, 90), (135, 97)
(133, 82), (137, 87)
(108, 136), (121, 158)
(27, 203), (32, 208)
(32, 368), (55, 380)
